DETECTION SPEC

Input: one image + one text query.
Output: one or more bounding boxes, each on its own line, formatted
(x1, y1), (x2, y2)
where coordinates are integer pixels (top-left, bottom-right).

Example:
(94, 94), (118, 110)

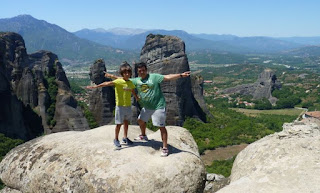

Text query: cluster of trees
(183, 106), (296, 154)
(69, 78), (99, 129)
(182, 105), (296, 177)
(45, 76), (58, 126)
(272, 87), (302, 109)
(44, 62), (58, 127)
(69, 79), (88, 94)
(77, 101), (98, 129)
(206, 156), (236, 177)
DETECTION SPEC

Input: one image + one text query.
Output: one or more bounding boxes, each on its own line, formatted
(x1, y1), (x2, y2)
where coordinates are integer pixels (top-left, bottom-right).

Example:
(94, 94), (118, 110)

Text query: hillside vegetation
(186, 60), (320, 176)
(183, 106), (296, 154)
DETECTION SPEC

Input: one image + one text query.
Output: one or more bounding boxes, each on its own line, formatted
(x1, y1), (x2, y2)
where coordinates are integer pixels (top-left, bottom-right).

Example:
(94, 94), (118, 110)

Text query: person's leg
(113, 124), (122, 148)
(135, 108), (152, 141)
(123, 106), (132, 139)
(123, 120), (129, 138)
(115, 124), (122, 141)
(114, 106), (123, 148)
(122, 119), (134, 145)
(159, 127), (168, 149)
(137, 119), (147, 136)
(151, 108), (168, 156)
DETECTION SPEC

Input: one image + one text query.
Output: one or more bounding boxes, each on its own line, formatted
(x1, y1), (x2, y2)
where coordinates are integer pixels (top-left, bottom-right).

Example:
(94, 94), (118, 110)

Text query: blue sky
(1, 0), (319, 37)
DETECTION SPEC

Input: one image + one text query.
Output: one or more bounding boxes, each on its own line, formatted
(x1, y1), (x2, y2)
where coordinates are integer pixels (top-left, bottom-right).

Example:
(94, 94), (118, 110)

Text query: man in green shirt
(130, 62), (190, 156)
(105, 62), (190, 156)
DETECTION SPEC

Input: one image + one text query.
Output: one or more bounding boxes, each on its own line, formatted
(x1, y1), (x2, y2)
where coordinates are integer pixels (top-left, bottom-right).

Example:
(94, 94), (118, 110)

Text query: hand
(104, 71), (111, 78)
(86, 86), (95, 89)
(180, 71), (191, 78)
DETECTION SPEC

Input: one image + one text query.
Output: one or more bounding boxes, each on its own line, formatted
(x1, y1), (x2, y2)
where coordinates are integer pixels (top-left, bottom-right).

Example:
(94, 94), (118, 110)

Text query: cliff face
(0, 67), (42, 140)
(222, 69), (281, 104)
(0, 32), (89, 140)
(139, 34), (207, 125)
(88, 59), (115, 125)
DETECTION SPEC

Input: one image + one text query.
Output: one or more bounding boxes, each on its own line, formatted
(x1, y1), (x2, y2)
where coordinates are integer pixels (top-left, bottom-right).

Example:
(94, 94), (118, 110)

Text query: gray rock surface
(204, 177), (230, 193)
(88, 59), (115, 125)
(191, 74), (211, 118)
(222, 69), (281, 104)
(0, 32), (89, 139)
(0, 125), (206, 193)
(0, 32), (43, 140)
(217, 118), (320, 193)
(139, 34), (207, 125)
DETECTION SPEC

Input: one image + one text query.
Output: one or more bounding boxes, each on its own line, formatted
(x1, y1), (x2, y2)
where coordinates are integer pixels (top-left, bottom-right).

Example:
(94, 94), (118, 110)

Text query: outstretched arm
(104, 71), (122, 79)
(163, 71), (191, 81)
(86, 81), (114, 89)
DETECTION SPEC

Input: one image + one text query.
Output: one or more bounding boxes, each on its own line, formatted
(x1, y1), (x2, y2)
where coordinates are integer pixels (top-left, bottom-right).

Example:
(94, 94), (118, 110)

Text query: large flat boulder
(217, 118), (320, 193)
(0, 126), (205, 193)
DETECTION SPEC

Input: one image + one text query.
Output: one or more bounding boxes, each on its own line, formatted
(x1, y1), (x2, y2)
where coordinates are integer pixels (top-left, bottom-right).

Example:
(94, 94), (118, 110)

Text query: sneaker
(122, 137), (133, 145)
(134, 135), (148, 141)
(161, 148), (169, 157)
(113, 139), (121, 149)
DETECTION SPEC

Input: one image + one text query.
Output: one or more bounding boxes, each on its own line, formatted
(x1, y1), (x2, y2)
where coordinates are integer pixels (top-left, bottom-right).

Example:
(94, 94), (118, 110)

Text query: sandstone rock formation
(217, 118), (320, 193)
(138, 34), (207, 125)
(0, 68), (42, 140)
(88, 59), (115, 125)
(222, 69), (281, 105)
(191, 74), (210, 117)
(0, 125), (206, 193)
(0, 32), (89, 140)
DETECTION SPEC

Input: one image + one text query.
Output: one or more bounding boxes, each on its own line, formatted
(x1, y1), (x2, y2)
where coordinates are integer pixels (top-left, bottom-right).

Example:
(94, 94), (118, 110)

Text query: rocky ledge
(217, 118), (320, 193)
(0, 126), (205, 193)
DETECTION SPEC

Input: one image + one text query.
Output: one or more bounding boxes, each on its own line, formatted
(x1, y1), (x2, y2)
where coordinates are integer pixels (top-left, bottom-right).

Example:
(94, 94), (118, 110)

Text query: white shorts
(115, 106), (132, 124)
(138, 108), (166, 127)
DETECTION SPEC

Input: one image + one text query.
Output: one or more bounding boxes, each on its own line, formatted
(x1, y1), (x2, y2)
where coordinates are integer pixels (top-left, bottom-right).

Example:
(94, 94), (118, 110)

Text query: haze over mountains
(1, 15), (320, 68)
(74, 28), (307, 53)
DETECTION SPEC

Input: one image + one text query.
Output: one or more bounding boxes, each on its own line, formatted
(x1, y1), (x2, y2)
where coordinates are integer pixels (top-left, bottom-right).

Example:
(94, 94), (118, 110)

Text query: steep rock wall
(88, 59), (115, 125)
(139, 34), (207, 125)
(0, 32), (89, 140)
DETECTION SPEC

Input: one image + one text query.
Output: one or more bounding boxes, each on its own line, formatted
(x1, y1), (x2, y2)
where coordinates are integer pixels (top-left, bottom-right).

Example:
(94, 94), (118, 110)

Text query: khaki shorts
(138, 107), (166, 127)
(115, 106), (132, 124)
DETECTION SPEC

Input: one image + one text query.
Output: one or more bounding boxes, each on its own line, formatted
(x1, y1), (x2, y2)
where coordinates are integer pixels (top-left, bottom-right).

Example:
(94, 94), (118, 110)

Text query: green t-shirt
(131, 73), (165, 110)
(112, 79), (135, 107)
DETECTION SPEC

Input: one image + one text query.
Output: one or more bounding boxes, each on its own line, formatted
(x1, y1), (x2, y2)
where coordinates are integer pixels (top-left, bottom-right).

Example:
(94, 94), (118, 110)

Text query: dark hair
(135, 62), (147, 70)
(119, 62), (132, 76)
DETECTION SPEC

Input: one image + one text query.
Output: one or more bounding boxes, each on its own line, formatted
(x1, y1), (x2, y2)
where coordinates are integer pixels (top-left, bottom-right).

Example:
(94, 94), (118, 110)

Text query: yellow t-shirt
(112, 79), (135, 107)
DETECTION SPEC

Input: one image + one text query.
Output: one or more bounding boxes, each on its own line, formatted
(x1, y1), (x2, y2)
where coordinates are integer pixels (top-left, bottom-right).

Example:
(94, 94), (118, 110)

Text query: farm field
(230, 108), (306, 117)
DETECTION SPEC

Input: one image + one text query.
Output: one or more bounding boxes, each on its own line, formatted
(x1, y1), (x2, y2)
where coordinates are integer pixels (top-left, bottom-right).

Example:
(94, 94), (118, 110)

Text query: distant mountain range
(0, 15), (139, 68)
(1, 15), (320, 68)
(74, 28), (308, 53)
(282, 45), (320, 57)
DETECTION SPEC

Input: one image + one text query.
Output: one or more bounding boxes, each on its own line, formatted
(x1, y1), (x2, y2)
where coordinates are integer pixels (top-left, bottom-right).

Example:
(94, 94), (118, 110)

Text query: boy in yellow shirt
(86, 63), (138, 149)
